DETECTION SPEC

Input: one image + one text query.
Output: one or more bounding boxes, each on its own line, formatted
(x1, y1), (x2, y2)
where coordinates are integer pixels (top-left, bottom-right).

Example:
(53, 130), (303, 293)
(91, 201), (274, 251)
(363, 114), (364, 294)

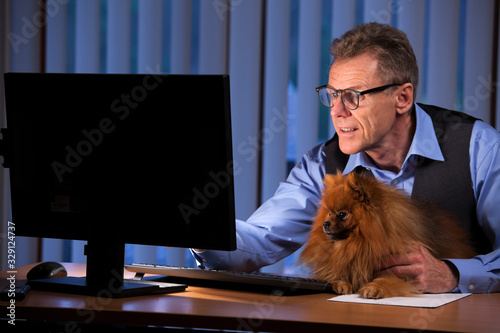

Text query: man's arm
(192, 144), (327, 272)
(375, 244), (460, 293)
(450, 120), (500, 293)
(378, 121), (500, 293)
(375, 248), (500, 294)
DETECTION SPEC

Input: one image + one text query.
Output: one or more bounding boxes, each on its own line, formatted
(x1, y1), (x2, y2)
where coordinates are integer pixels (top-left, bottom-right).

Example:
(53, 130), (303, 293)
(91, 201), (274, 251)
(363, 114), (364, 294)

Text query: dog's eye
(337, 211), (348, 220)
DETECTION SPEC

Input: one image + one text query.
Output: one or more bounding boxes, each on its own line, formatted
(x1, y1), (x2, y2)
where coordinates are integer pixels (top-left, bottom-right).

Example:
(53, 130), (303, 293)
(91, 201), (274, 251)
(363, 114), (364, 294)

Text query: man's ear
(395, 83), (414, 115)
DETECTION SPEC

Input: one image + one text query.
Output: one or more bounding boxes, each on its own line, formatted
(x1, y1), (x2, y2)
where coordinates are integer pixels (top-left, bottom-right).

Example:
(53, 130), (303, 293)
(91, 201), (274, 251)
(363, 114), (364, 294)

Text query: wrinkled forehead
(328, 53), (383, 89)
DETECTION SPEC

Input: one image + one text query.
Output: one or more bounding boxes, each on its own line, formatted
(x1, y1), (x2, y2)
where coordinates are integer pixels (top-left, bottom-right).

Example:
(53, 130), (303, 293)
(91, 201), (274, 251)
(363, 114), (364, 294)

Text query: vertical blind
(0, 0), (498, 273)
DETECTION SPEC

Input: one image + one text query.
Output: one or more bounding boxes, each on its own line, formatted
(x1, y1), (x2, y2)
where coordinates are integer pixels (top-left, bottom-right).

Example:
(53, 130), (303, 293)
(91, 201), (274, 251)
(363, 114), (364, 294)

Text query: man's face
(328, 53), (399, 155)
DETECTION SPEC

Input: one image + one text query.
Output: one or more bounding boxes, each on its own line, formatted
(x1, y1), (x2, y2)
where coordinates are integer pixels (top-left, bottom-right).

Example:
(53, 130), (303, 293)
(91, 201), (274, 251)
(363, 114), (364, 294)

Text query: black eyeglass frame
(315, 83), (403, 110)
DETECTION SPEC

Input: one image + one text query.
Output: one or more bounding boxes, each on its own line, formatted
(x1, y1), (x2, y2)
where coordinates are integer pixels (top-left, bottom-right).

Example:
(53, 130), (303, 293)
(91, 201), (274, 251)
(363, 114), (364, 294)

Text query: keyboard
(125, 263), (332, 293)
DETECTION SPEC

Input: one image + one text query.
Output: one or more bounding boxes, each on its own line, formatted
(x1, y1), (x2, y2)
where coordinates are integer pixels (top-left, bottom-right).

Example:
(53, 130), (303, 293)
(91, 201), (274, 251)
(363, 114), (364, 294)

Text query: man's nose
(330, 98), (351, 118)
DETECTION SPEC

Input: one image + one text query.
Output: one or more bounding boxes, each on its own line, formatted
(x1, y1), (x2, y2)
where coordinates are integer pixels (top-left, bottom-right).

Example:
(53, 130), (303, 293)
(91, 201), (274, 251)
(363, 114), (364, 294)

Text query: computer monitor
(1, 72), (236, 297)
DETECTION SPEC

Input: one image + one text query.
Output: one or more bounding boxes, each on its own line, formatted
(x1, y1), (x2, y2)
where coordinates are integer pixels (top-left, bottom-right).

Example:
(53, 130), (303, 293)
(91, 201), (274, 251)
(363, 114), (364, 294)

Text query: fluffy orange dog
(300, 172), (476, 299)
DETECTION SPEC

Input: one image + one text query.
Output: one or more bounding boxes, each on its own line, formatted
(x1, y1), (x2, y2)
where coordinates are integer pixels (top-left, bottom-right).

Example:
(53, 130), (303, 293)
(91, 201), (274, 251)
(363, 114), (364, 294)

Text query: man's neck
(365, 111), (416, 174)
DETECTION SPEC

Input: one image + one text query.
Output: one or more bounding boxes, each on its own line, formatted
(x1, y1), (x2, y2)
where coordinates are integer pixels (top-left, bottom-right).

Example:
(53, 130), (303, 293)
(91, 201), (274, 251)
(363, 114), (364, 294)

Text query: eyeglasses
(315, 83), (403, 110)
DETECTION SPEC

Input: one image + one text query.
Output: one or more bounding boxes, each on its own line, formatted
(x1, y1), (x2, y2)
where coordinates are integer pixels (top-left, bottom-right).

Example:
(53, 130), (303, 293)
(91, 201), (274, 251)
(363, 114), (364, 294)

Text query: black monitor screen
(3, 72), (236, 252)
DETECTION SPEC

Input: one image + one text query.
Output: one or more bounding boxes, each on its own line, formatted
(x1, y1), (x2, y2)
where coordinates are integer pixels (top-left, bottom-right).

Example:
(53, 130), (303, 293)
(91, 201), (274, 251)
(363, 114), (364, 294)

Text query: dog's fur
(300, 172), (476, 299)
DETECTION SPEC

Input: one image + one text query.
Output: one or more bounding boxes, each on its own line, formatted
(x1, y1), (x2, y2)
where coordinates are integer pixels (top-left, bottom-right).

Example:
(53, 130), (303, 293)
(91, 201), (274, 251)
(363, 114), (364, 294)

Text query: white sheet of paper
(328, 293), (471, 308)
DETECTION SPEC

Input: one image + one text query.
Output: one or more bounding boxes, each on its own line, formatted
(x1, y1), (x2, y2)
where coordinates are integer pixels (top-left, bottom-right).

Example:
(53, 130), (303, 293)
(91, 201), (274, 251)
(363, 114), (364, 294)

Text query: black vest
(324, 103), (492, 254)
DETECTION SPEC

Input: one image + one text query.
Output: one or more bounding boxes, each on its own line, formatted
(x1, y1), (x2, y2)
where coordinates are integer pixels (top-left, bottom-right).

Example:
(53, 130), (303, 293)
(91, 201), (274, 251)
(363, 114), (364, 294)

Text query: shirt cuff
(445, 258), (489, 293)
(190, 248), (229, 270)
(190, 249), (207, 269)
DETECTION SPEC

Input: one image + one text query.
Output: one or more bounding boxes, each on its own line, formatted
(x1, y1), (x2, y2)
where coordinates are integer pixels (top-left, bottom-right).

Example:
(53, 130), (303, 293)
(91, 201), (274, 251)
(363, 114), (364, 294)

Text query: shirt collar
(343, 103), (444, 174)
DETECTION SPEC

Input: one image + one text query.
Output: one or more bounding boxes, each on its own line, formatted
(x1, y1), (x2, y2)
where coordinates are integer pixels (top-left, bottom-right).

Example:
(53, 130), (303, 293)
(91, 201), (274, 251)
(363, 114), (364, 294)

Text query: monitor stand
(28, 238), (186, 298)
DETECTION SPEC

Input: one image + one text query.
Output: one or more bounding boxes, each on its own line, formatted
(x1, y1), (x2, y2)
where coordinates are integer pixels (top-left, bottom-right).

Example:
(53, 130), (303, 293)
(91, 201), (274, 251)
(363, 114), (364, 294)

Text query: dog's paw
(331, 280), (353, 295)
(358, 277), (417, 299)
(358, 283), (385, 299)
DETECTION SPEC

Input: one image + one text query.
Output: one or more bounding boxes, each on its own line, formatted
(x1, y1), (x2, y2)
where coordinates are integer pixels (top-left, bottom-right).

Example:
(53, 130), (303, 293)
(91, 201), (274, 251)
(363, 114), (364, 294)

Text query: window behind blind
(1, 0), (498, 273)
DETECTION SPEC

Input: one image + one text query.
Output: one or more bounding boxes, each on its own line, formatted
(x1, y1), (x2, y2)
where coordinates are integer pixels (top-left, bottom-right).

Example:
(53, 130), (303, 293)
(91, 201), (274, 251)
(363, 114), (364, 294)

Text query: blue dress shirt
(193, 104), (500, 293)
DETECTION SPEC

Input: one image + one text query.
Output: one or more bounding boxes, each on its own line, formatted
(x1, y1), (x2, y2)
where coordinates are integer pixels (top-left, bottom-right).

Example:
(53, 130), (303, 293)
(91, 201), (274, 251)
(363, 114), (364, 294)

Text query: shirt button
(468, 284), (474, 291)
(392, 179), (399, 186)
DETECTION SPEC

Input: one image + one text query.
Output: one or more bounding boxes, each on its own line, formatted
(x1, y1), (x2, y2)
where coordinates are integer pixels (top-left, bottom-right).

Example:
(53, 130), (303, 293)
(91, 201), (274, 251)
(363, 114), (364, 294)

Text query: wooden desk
(1, 263), (499, 332)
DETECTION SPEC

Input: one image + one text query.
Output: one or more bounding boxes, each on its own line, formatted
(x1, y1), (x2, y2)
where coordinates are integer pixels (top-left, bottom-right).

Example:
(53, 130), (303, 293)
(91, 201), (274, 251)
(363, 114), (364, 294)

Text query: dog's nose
(323, 221), (331, 228)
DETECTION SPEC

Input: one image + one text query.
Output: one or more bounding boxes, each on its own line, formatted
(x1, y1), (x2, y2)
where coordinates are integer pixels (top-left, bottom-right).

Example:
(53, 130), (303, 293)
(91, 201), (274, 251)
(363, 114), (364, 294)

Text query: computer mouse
(27, 261), (68, 280)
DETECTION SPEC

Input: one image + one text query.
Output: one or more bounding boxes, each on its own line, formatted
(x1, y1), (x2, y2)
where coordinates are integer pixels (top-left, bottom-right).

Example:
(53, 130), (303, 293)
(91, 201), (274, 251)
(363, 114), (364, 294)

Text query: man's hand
(375, 244), (459, 293)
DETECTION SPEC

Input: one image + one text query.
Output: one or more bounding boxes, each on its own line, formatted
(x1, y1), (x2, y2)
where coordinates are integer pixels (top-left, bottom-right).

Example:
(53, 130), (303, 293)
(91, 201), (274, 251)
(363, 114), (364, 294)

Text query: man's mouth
(340, 127), (356, 132)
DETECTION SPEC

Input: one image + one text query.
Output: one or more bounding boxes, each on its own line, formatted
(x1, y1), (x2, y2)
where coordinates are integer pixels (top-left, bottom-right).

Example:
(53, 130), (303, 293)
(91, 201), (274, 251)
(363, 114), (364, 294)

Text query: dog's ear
(323, 172), (345, 192)
(346, 173), (370, 204)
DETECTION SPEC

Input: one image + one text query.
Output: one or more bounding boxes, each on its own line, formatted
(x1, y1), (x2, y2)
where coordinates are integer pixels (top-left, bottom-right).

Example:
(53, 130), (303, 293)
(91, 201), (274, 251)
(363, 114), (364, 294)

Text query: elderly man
(193, 22), (500, 294)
